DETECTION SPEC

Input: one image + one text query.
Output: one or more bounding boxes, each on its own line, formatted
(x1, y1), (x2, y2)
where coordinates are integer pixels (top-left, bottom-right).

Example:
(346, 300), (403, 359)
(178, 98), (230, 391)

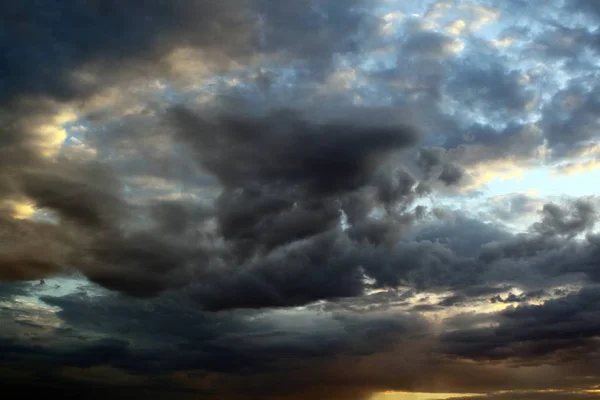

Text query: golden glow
(2, 200), (36, 220)
(381, 12), (405, 35)
(317, 68), (360, 94)
(446, 20), (466, 36)
(32, 108), (77, 158)
(553, 159), (600, 176)
(491, 37), (515, 47)
(525, 188), (539, 196)
(82, 86), (147, 119)
(462, 160), (525, 191)
(11, 201), (35, 220)
(577, 143), (600, 157)
(444, 39), (465, 54)
(458, 3), (499, 31)
(372, 391), (478, 400)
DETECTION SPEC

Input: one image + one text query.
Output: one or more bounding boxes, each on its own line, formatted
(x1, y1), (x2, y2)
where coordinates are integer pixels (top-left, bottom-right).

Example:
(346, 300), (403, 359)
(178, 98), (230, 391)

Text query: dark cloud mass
(2, 0), (600, 399)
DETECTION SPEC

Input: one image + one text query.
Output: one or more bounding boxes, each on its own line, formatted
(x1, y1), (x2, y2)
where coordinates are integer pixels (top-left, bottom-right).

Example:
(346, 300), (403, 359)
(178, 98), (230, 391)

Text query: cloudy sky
(1, 0), (600, 399)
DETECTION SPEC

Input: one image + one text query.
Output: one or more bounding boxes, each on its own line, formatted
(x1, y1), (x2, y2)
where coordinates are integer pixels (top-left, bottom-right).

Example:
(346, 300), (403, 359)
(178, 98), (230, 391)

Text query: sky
(1, 0), (600, 399)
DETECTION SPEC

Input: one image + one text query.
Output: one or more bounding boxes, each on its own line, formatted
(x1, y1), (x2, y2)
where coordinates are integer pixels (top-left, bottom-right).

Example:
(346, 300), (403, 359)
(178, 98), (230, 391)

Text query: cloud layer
(1, 1), (600, 399)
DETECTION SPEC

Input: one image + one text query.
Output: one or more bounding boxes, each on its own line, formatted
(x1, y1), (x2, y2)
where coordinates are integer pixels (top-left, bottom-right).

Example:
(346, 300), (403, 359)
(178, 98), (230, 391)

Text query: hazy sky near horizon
(1, 1), (600, 399)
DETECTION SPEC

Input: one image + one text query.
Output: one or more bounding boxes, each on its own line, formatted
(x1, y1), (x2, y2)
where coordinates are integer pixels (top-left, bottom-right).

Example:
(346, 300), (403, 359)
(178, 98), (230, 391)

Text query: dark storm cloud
(82, 231), (202, 298)
(358, 240), (480, 291)
(1, 0), (377, 107)
(0, 0), (258, 103)
(7, 287), (596, 399)
(145, 105), (422, 308)
(21, 160), (127, 229)
(0, 213), (79, 281)
(6, 126), (595, 311)
(0, 0), (256, 285)
(0, 383), (200, 400)
(191, 230), (478, 311)
(0, 336), (134, 369)
(3, 0), (600, 398)
(169, 107), (418, 195)
(0, 282), (29, 299)
(0, 0), (427, 309)
(188, 233), (366, 311)
(1, 103), (424, 308)
(29, 291), (427, 380)
(440, 286), (600, 362)
(388, 204), (599, 300)
(172, 106), (427, 309)
(18, 285), (596, 398)
(476, 227), (600, 292)
(373, 167), (422, 207)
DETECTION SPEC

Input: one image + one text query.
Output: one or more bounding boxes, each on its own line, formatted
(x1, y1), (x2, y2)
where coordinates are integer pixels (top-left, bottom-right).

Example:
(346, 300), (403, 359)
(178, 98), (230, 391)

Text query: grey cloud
(487, 194), (541, 222)
(541, 81), (600, 159)
(531, 199), (597, 238)
(416, 146), (446, 176)
(438, 163), (465, 186)
(533, 24), (594, 61)
(256, 0), (378, 72)
(402, 31), (460, 59)
(359, 240), (480, 291)
(415, 213), (511, 257)
(445, 122), (544, 165)
(373, 167), (420, 206)
(571, 0), (600, 19)
(446, 61), (537, 117)
(478, 234), (565, 263)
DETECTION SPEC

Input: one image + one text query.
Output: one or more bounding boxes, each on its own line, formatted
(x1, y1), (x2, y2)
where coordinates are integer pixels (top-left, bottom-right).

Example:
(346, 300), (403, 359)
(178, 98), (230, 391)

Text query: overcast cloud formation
(1, 1), (600, 399)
